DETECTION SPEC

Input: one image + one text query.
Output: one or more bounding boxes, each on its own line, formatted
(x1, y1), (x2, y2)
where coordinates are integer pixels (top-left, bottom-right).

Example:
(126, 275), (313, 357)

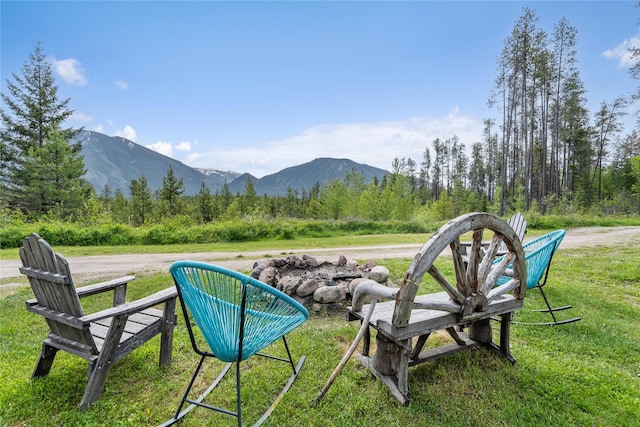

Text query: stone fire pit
(250, 255), (390, 311)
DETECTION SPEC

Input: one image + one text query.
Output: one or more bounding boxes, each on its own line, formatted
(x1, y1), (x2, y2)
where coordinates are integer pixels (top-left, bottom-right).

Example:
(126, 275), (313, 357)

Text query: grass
(1, 237), (639, 426)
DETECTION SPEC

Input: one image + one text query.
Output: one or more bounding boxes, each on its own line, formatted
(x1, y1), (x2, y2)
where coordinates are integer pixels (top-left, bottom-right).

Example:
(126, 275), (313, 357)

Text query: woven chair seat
(496, 230), (565, 289)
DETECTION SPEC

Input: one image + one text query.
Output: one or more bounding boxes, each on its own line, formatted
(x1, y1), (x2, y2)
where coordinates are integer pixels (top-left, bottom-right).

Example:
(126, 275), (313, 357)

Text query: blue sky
(2, 1), (639, 177)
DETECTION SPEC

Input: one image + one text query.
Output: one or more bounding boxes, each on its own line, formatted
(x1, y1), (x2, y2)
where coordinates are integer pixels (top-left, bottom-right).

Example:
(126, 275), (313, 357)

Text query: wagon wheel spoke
(449, 237), (468, 296)
(463, 229), (485, 294)
(481, 252), (514, 295)
(427, 265), (465, 305)
(478, 233), (504, 289)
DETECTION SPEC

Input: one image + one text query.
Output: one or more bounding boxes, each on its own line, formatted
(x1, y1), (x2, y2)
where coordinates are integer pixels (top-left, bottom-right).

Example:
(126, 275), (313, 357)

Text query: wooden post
(469, 319), (492, 344)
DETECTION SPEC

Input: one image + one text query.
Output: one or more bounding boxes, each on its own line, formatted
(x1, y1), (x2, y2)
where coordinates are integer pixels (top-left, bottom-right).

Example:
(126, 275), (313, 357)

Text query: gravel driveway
(2, 226), (640, 287)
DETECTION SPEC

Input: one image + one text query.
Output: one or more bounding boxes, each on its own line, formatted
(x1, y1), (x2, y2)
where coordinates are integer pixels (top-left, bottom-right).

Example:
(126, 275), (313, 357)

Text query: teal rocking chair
(162, 261), (309, 426)
(496, 230), (580, 325)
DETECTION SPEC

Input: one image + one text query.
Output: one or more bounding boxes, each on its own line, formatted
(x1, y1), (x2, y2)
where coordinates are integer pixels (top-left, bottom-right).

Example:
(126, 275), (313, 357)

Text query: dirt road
(3, 226), (640, 286)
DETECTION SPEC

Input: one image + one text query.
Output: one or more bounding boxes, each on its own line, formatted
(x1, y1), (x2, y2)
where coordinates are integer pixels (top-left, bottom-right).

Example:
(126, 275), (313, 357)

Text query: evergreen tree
(100, 184), (113, 214)
(1, 42), (83, 214)
(158, 165), (185, 216)
(588, 97), (627, 204)
(19, 128), (87, 218)
(196, 181), (214, 223)
(111, 189), (130, 224)
(243, 177), (258, 213)
(129, 175), (153, 225)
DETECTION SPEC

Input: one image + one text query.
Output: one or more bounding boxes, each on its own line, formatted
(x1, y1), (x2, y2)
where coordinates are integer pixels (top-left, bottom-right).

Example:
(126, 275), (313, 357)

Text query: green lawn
(1, 239), (639, 426)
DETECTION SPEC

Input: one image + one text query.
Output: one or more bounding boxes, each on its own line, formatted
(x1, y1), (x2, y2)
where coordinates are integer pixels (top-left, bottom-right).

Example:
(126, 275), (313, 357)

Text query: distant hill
(228, 158), (388, 196)
(78, 131), (388, 197)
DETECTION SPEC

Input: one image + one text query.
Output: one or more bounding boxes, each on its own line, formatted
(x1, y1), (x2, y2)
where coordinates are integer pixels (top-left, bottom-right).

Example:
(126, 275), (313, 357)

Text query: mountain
(78, 131), (388, 197)
(79, 131), (237, 196)
(228, 158), (388, 196)
(195, 167), (242, 183)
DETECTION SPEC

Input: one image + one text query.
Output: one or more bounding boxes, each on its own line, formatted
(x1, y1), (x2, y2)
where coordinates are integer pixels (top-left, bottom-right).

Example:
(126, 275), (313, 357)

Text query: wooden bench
(346, 213), (527, 405)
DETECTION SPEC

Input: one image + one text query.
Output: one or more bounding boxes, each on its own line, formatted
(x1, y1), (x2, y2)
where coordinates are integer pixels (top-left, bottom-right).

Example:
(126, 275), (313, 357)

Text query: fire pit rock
(250, 255), (390, 311)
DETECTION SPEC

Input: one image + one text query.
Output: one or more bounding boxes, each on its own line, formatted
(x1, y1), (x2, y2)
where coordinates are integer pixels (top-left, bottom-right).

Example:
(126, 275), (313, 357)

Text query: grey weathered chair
(19, 233), (178, 410)
(461, 212), (527, 257)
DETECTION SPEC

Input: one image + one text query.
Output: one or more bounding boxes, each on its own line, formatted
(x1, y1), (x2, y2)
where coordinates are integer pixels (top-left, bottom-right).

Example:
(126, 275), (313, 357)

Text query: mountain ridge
(79, 130), (388, 197)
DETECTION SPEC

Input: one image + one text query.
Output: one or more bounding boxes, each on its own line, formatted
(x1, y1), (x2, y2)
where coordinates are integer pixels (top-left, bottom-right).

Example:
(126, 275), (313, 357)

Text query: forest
(2, 7), (640, 240)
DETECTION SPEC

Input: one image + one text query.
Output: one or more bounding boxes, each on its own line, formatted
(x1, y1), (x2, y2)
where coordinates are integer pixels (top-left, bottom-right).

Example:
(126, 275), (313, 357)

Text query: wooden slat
(19, 267), (70, 284)
(44, 336), (97, 361)
(26, 304), (85, 329)
(348, 291), (523, 342)
(408, 336), (480, 367)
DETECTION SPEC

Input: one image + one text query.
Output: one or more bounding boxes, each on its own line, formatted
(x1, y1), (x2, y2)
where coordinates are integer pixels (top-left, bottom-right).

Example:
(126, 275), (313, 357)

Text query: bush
(2, 214), (639, 249)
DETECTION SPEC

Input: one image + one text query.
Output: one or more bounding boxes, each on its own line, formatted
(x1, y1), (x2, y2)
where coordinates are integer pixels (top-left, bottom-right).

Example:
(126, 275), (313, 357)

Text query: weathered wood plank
(408, 337), (480, 367)
(348, 291), (523, 342)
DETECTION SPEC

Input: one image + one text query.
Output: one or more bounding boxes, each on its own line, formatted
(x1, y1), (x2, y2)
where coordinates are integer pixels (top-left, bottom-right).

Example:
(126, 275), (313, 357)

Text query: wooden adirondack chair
(19, 233), (178, 410)
(461, 212), (527, 257)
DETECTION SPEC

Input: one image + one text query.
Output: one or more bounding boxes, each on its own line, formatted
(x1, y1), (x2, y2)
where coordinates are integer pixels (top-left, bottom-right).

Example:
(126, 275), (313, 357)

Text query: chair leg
(513, 287), (581, 326)
(174, 355), (207, 418)
(32, 342), (58, 378)
(537, 287), (581, 325)
(498, 312), (516, 364)
(281, 336), (298, 374)
(80, 315), (128, 410)
(159, 298), (177, 366)
(236, 361), (242, 427)
(539, 287), (559, 323)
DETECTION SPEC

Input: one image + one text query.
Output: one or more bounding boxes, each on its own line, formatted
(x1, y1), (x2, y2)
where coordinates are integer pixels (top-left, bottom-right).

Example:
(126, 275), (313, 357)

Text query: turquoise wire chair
(161, 261), (309, 427)
(496, 230), (580, 325)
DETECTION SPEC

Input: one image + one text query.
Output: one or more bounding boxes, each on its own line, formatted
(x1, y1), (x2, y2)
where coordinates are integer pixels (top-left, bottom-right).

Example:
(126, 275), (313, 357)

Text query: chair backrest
(499, 213), (527, 252)
(19, 233), (96, 352)
(170, 261), (309, 363)
(496, 229), (565, 290)
(20, 233), (85, 317)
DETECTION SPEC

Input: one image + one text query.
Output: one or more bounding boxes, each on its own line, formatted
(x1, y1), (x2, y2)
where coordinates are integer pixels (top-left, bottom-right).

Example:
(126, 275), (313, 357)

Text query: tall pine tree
(1, 42), (84, 216)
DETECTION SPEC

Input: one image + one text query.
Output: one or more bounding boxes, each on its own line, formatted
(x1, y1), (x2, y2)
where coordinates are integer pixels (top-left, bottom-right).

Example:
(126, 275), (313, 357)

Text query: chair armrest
(75, 276), (136, 298)
(80, 286), (177, 324)
(460, 241), (492, 257)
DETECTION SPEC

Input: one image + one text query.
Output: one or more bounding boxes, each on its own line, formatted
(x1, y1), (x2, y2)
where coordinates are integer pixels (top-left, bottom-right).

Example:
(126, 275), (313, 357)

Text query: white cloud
(146, 141), (174, 157)
(176, 141), (192, 152)
(71, 111), (93, 122)
(115, 80), (129, 91)
(114, 125), (137, 142)
(93, 124), (104, 133)
(602, 34), (640, 68)
(144, 139), (195, 158)
(180, 109), (484, 178)
(49, 57), (88, 86)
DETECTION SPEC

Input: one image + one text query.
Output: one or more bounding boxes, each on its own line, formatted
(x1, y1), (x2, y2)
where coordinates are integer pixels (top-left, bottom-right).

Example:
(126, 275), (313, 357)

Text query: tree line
(3, 8), (640, 228)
